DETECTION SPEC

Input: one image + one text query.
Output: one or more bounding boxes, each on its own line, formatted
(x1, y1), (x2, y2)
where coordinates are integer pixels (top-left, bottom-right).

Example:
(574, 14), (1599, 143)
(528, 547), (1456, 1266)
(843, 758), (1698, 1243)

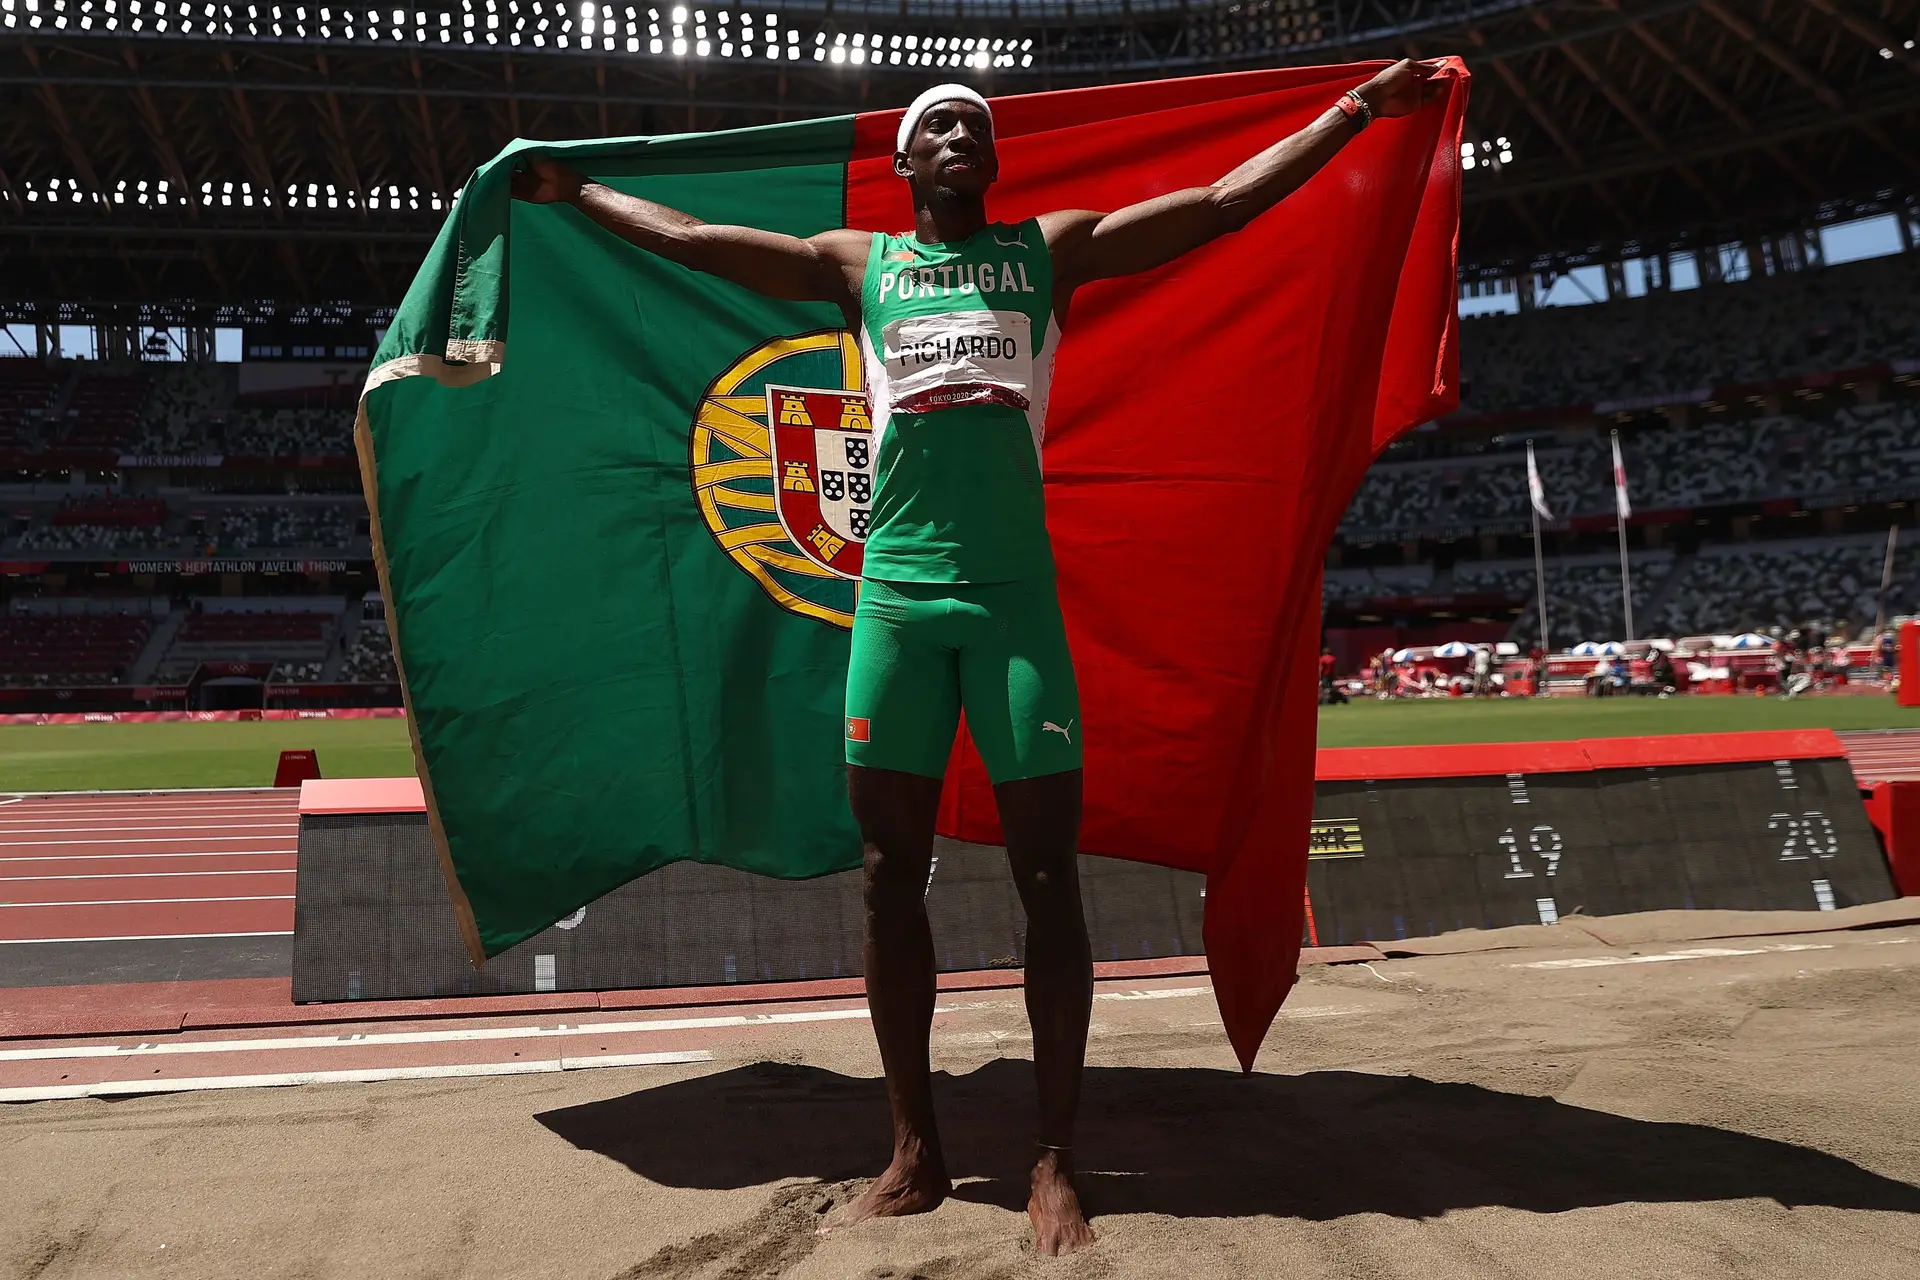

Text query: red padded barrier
(1313, 740), (1591, 781)
(1862, 779), (1920, 896)
(1577, 729), (1846, 769)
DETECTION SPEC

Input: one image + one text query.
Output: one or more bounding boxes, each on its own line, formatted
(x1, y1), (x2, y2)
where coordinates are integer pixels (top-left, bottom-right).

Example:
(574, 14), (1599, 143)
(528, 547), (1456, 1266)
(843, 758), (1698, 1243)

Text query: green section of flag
(362, 118), (864, 957)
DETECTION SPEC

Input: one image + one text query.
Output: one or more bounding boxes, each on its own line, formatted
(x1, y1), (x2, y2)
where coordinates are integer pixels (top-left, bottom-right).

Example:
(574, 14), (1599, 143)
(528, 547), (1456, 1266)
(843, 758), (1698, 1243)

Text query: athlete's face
(895, 100), (998, 201)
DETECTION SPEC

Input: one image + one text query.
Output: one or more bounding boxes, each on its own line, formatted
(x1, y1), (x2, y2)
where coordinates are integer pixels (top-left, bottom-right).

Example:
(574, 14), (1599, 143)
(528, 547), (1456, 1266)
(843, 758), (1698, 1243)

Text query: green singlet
(844, 220), (1081, 783)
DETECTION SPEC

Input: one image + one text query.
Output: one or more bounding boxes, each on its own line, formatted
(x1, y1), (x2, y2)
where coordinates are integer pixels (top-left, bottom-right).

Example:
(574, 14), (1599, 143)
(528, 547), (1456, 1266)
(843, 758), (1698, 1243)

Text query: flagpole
(1528, 443), (1551, 656)
(1877, 524), (1899, 639)
(1612, 429), (1634, 640)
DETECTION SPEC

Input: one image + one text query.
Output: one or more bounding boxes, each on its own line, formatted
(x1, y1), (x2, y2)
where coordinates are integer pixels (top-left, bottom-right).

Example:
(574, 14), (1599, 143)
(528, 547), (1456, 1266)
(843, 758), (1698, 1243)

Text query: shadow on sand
(535, 1061), (1920, 1221)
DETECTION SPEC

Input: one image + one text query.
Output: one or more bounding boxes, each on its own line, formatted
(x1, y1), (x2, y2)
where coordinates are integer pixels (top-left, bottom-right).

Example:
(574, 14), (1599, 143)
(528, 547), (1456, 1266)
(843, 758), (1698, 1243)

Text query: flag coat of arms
(358, 63), (1467, 1067)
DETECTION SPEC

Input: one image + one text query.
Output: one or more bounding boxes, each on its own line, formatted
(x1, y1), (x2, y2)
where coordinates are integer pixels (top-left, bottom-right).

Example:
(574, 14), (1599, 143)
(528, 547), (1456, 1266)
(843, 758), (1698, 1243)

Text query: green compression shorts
(845, 578), (1082, 784)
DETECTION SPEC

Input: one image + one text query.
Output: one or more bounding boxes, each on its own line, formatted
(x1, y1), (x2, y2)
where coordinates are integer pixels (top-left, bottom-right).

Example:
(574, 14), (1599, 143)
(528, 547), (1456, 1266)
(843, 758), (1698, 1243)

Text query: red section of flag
(845, 716), (871, 743)
(849, 64), (1468, 1070)
(273, 749), (321, 788)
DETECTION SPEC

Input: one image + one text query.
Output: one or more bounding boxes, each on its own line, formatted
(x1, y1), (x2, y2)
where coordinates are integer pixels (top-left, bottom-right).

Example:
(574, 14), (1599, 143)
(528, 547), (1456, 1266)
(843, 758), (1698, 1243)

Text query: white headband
(895, 84), (994, 154)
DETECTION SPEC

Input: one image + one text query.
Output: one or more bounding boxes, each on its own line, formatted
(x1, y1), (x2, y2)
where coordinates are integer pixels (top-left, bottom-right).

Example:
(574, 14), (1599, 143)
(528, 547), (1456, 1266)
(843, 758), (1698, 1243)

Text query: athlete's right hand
(512, 158), (585, 205)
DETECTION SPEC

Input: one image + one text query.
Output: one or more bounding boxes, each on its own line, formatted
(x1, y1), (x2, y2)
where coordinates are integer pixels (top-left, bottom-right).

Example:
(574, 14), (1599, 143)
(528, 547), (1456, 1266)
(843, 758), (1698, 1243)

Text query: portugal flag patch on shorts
(845, 716), (871, 743)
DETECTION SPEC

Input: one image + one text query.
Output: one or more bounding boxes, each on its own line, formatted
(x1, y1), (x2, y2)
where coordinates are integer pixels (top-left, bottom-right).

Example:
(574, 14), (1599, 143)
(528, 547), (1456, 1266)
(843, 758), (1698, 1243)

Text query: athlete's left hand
(1356, 58), (1450, 119)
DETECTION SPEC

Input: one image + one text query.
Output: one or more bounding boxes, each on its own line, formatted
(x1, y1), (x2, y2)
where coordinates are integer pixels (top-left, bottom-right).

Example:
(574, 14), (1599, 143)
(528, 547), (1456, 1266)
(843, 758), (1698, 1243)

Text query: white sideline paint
(0, 787), (289, 799)
(0, 870), (296, 883)
(0, 1050), (713, 1102)
(0, 895), (296, 909)
(0, 985), (1227, 1066)
(0, 823), (299, 835)
(0, 850), (296, 863)
(0, 1007), (875, 1063)
(0, 835), (305, 847)
(0, 930), (294, 945)
(1515, 943), (1834, 970)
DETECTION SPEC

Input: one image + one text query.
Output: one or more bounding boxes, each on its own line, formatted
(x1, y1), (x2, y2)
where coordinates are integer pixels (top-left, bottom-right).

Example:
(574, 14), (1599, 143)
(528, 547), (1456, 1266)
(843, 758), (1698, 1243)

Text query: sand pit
(4, 913), (1920, 1279)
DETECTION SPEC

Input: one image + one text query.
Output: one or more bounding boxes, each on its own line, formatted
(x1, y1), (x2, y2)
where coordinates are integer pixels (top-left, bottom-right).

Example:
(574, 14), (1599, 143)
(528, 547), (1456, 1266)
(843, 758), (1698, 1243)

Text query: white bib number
(882, 311), (1034, 413)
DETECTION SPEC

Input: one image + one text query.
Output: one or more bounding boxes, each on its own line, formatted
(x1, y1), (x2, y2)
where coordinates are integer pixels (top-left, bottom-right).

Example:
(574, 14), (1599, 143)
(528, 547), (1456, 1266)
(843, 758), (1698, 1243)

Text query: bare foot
(825, 1141), (951, 1231)
(1028, 1147), (1095, 1256)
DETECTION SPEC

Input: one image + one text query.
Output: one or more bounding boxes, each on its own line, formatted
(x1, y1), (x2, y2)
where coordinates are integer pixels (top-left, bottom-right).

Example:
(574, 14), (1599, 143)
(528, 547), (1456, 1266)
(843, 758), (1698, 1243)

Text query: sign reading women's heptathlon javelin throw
(358, 63), (1467, 1067)
(766, 384), (875, 580)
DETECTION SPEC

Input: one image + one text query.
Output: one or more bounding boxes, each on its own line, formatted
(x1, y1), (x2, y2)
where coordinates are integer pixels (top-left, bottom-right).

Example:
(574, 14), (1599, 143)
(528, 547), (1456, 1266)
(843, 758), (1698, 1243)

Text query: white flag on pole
(1611, 431), (1632, 520)
(1526, 442), (1552, 520)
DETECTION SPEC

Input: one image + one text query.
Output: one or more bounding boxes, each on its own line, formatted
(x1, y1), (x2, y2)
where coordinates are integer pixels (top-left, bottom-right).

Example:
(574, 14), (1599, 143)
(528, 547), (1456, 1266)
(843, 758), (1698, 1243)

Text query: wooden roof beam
(1698, 0), (1919, 173)
(1467, 32), (1637, 234)
(1803, 0), (1920, 77)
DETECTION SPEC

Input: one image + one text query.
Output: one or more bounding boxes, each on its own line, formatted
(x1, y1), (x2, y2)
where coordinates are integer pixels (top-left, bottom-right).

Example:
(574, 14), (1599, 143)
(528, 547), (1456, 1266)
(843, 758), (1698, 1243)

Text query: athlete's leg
(996, 769), (1095, 1256)
(957, 581), (1093, 1255)
(837, 764), (950, 1224)
(836, 582), (962, 1226)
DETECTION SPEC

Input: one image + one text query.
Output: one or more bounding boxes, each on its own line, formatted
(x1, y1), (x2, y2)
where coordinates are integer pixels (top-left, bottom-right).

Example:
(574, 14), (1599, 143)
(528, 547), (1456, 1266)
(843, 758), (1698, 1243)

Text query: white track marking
(0, 930), (293, 944)
(0, 851), (296, 863)
(1516, 943), (1833, 970)
(0, 788), (290, 799)
(0, 835), (306, 847)
(0, 895), (295, 909)
(0, 870), (294, 883)
(0, 1050), (711, 1102)
(1092, 986), (1211, 1002)
(0, 1007), (873, 1063)
(0, 823), (299, 835)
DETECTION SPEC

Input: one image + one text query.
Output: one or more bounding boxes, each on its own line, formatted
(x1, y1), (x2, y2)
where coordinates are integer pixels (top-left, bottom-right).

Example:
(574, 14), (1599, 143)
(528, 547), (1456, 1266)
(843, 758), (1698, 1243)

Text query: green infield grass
(1314, 693), (1920, 748)
(3, 694), (1918, 791)
(0, 719), (417, 793)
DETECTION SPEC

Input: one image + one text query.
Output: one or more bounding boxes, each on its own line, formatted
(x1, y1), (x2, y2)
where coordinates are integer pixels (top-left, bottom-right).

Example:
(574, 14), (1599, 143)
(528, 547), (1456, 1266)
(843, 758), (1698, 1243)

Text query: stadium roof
(3, 0), (1918, 306)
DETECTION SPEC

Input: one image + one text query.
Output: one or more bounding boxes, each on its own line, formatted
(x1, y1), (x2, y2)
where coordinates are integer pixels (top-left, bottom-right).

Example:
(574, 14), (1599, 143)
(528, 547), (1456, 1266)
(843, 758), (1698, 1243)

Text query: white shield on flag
(766, 384), (877, 579)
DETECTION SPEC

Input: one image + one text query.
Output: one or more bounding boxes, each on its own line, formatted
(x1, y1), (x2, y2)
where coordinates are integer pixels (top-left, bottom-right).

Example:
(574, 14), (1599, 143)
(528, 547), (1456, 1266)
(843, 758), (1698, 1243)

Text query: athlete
(513, 59), (1444, 1255)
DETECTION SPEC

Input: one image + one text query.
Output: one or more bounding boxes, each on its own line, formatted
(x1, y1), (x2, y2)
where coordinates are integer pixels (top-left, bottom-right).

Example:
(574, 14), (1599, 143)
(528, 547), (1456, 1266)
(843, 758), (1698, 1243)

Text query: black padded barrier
(293, 755), (1898, 1002)
(1305, 757), (1895, 947)
(291, 816), (1205, 1003)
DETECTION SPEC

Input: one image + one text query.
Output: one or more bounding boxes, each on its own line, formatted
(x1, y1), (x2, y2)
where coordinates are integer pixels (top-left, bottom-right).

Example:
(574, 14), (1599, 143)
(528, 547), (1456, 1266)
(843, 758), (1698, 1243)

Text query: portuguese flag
(359, 61), (1467, 1067)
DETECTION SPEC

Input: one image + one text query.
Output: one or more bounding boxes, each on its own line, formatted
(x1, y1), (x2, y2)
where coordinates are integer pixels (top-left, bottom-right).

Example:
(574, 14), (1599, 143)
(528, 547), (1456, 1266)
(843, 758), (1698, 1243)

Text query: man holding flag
(513, 60), (1445, 1254)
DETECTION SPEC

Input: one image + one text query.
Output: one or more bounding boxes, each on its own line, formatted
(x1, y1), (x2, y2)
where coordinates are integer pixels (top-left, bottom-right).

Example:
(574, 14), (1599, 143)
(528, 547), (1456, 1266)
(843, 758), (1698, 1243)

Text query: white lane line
(0, 895), (295, 909)
(0, 851), (297, 864)
(1093, 986), (1210, 1003)
(0, 930), (294, 945)
(0, 835), (308, 848)
(0, 870), (296, 883)
(0, 1007), (874, 1063)
(0, 788), (290, 798)
(0, 1050), (712, 1102)
(0, 823), (300, 835)
(1516, 943), (1834, 970)
(0, 808), (301, 818)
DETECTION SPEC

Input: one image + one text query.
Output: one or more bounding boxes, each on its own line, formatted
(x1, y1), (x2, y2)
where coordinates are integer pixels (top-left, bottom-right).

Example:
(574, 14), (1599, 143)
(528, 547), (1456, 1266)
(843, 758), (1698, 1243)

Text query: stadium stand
(1456, 253), (1920, 415)
(0, 608), (155, 686)
(151, 604), (341, 684)
(57, 370), (153, 451)
(341, 619), (399, 683)
(0, 358), (62, 450)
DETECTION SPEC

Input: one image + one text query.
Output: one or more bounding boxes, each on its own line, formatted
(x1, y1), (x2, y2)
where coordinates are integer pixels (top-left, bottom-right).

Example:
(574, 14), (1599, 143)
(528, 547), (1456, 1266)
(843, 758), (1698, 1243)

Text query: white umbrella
(1571, 641), (1602, 656)
(1729, 633), (1773, 649)
(1433, 641), (1475, 657)
(1392, 648), (1415, 663)
(1597, 641), (1626, 656)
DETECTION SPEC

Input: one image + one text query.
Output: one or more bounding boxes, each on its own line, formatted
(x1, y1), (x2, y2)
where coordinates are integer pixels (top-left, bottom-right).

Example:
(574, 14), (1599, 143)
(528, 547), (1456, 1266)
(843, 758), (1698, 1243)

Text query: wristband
(1337, 89), (1373, 129)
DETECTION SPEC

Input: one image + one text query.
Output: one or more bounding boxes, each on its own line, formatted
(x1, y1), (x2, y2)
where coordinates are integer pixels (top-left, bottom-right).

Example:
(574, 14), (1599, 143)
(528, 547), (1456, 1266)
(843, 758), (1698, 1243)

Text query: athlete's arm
(1041, 59), (1449, 291)
(512, 159), (868, 308)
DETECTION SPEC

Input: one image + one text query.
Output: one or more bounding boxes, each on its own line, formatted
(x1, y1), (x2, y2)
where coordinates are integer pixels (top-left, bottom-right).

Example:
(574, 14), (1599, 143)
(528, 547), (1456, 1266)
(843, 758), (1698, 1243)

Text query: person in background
(1648, 647), (1677, 695)
(1882, 629), (1900, 683)
(1471, 643), (1493, 696)
(1319, 647), (1348, 705)
(1528, 644), (1546, 697)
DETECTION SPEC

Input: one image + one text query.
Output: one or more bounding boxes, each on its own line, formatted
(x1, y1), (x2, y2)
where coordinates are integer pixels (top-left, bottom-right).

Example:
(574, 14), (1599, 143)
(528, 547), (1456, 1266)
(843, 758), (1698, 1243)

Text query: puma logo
(1042, 719), (1074, 744)
(994, 229), (1028, 248)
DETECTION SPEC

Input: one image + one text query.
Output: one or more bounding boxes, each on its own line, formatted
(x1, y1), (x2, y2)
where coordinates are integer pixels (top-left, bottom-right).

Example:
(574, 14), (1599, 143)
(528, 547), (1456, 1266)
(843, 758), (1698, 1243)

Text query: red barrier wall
(1862, 780), (1920, 896)
(1315, 728), (1847, 782)
(1901, 621), (1920, 709)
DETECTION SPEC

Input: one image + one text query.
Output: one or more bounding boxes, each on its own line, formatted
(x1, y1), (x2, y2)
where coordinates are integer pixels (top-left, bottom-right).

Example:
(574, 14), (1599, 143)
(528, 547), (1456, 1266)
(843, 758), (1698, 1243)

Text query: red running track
(0, 789), (299, 944)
